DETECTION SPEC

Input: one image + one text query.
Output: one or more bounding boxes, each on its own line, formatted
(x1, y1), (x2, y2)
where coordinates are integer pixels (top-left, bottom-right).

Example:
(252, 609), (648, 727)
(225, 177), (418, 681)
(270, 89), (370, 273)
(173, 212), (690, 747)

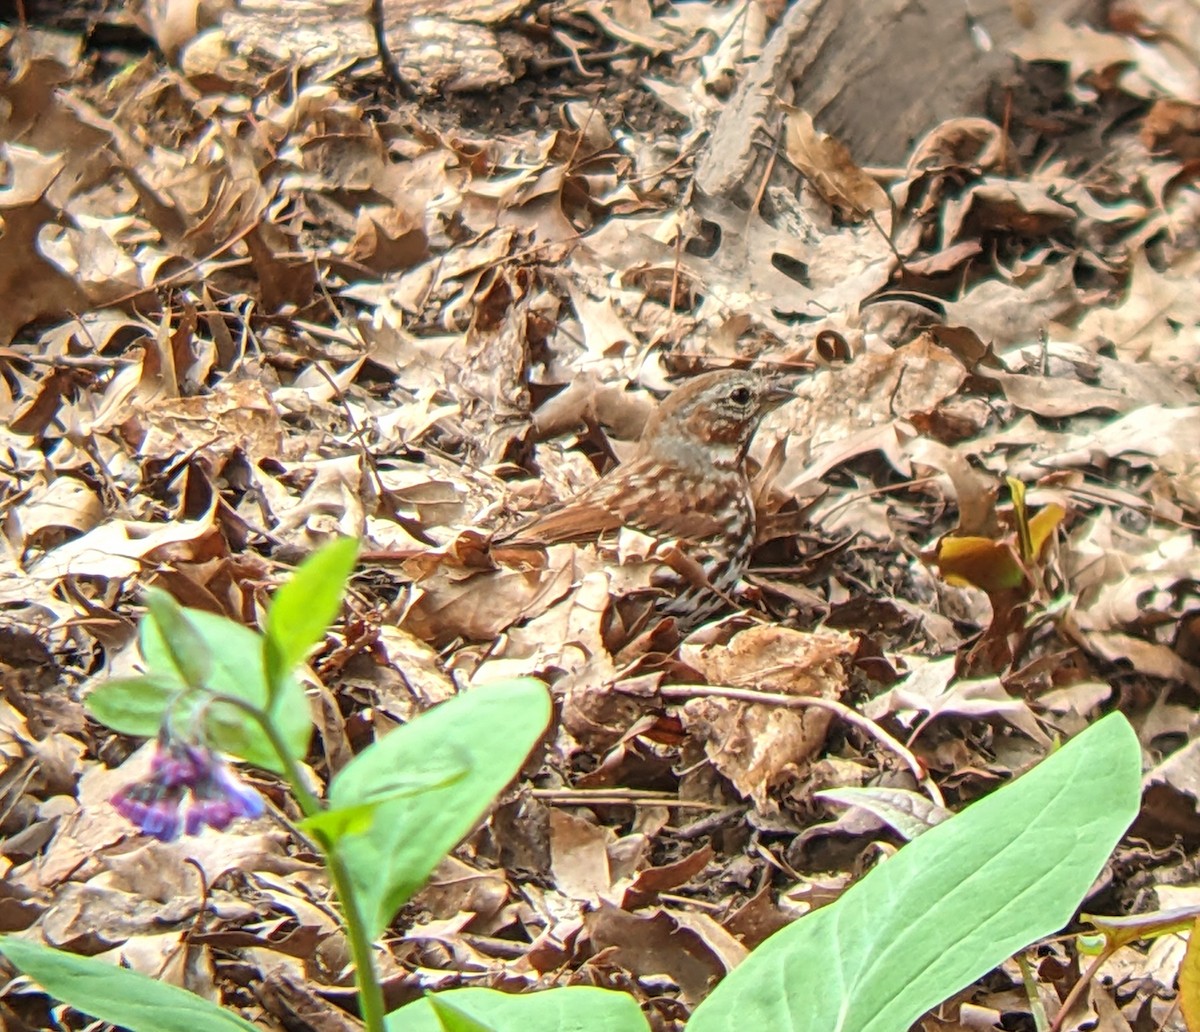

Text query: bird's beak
(762, 377), (797, 410)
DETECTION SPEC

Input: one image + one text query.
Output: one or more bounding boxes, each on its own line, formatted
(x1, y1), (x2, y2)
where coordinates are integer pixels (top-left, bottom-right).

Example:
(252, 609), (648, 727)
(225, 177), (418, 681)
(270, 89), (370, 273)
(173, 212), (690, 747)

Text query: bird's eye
(729, 385), (752, 406)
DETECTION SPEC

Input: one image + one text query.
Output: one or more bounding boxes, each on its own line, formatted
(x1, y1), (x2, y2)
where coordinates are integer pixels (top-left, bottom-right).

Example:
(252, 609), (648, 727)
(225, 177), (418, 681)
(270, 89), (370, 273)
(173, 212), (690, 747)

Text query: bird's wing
(499, 479), (628, 545)
(500, 457), (744, 547)
(499, 453), (666, 546)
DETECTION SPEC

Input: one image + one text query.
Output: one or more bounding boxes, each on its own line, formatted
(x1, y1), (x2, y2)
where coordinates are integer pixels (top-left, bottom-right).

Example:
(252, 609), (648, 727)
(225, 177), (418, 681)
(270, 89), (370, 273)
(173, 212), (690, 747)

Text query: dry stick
(181, 857), (212, 952)
(531, 43), (637, 73)
(750, 137), (779, 215)
(868, 209), (909, 273)
(624, 139), (703, 186)
(1059, 482), (1200, 532)
(529, 788), (719, 809)
(551, 27), (604, 78)
(1001, 86), (1013, 172)
(1047, 947), (1114, 1032)
(309, 262), (402, 514)
(561, 94), (603, 172)
(809, 475), (940, 525)
(1156, 994), (1183, 1031)
(658, 684), (944, 808)
(668, 224), (683, 315)
(759, 121), (904, 272)
(105, 225), (257, 307)
(750, 533), (857, 576)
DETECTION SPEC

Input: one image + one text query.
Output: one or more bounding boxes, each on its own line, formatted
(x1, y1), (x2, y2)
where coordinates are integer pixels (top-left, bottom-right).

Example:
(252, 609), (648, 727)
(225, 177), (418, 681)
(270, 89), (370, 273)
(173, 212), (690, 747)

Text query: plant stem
(209, 693), (324, 817)
(1015, 951), (1049, 1032)
(323, 841), (388, 1032)
(211, 693), (387, 1032)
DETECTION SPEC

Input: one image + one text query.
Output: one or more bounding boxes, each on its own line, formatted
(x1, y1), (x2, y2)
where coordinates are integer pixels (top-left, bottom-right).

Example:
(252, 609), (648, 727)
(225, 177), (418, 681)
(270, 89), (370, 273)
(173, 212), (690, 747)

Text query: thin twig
(529, 788), (719, 809)
(1047, 947), (1112, 1032)
(659, 684), (944, 807)
(181, 857), (212, 948)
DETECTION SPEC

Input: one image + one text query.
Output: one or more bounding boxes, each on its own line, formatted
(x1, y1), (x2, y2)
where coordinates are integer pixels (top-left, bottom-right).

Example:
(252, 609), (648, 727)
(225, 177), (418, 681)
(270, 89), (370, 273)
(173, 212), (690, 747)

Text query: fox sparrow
(499, 369), (791, 625)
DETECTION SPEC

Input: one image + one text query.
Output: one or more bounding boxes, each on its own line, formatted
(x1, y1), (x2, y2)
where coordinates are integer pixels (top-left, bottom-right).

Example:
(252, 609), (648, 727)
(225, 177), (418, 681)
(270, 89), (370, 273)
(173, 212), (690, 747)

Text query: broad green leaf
(1007, 475), (1031, 565)
(325, 678), (551, 938)
(86, 675), (182, 737)
(688, 713), (1141, 1032)
(138, 609), (311, 773)
(264, 537), (358, 704)
(1027, 503), (1067, 562)
(428, 995), (499, 1032)
(302, 757), (471, 841)
(0, 937), (257, 1032)
(143, 588), (213, 690)
(386, 987), (651, 1032)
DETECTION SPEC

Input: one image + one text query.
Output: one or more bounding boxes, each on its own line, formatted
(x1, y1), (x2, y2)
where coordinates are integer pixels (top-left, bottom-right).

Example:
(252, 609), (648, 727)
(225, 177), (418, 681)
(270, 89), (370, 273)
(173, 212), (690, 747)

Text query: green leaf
(86, 675), (181, 738)
(1007, 475), (1031, 564)
(302, 758), (471, 841)
(0, 937), (258, 1032)
(428, 994), (500, 1032)
(325, 678), (551, 939)
(386, 987), (651, 1032)
(138, 609), (311, 773)
(264, 537), (359, 704)
(143, 588), (213, 691)
(688, 713), (1142, 1032)
(1180, 914), (1200, 1032)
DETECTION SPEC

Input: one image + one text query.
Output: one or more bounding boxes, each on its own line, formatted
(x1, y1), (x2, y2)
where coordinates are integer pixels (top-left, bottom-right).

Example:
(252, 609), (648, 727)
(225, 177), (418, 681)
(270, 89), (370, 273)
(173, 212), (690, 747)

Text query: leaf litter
(0, 2), (1198, 1029)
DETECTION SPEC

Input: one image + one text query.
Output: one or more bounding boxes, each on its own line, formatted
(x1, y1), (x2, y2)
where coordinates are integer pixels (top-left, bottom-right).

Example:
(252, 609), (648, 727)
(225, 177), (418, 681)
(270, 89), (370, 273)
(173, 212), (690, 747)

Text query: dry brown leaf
(0, 145), (89, 344)
(582, 904), (745, 1004)
(125, 379), (284, 466)
(549, 809), (615, 903)
(135, 0), (206, 59)
(399, 554), (579, 645)
(15, 476), (105, 553)
(347, 205), (429, 273)
(783, 106), (891, 224)
(413, 856), (508, 926)
(771, 335), (967, 494)
(1069, 250), (1200, 364)
(677, 626), (853, 811)
(941, 178), (1075, 241)
(28, 509), (221, 583)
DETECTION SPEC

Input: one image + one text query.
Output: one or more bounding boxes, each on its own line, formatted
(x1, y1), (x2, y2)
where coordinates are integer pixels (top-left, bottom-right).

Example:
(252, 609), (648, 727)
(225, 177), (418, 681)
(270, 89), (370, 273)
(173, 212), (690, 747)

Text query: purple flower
(111, 780), (186, 842)
(185, 760), (266, 834)
(112, 736), (264, 842)
(149, 740), (207, 787)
